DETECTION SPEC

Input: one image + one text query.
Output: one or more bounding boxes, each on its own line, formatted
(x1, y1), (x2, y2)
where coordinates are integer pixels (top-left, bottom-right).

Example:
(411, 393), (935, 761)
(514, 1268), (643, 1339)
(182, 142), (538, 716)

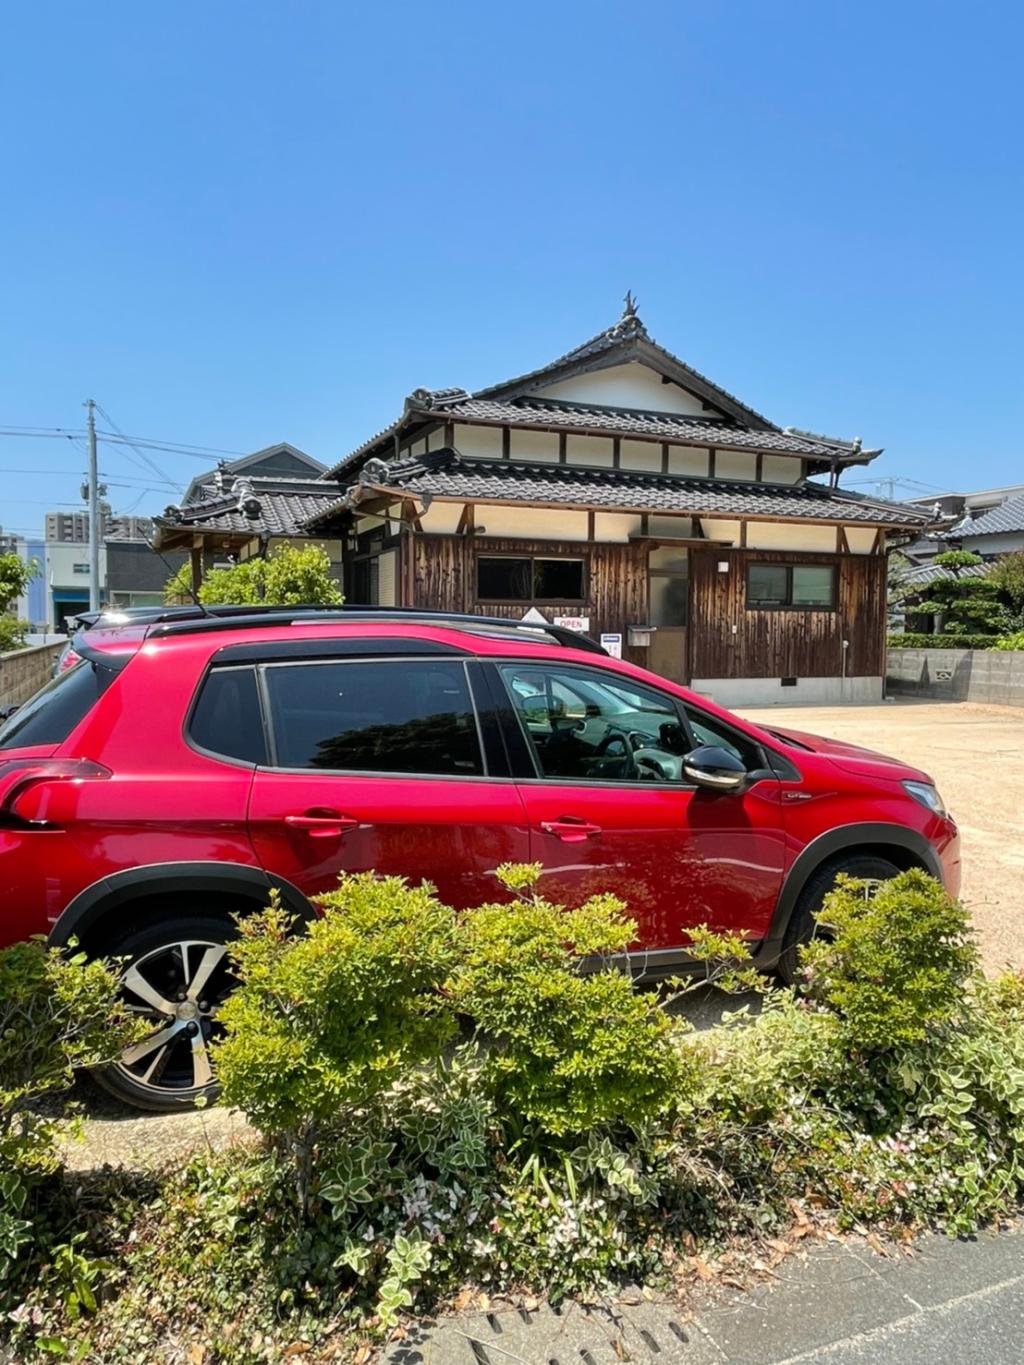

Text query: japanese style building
(156, 300), (937, 704)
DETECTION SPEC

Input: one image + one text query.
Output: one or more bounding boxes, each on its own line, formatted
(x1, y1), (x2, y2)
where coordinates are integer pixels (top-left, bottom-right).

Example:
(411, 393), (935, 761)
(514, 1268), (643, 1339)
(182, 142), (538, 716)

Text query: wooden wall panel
(690, 548), (885, 680)
(409, 534), (650, 664)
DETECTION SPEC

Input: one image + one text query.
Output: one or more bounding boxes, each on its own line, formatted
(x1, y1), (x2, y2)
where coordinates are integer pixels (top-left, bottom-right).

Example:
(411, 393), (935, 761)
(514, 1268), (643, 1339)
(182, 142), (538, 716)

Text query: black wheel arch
(752, 823), (943, 969)
(48, 861), (316, 955)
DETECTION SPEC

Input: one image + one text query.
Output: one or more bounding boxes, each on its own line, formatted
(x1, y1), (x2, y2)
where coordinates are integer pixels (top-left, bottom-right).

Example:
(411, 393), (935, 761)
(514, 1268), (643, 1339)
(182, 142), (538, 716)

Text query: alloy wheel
(116, 939), (234, 1096)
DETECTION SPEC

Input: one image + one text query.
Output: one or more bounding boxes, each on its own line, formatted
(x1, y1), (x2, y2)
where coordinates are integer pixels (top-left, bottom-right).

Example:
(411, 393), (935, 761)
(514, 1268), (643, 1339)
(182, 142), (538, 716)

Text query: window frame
(475, 553), (588, 606)
(254, 655), (492, 781)
(745, 561), (837, 611)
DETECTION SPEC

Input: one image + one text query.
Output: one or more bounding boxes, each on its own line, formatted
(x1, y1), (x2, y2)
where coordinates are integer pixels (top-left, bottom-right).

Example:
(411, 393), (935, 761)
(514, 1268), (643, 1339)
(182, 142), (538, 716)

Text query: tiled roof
(305, 451), (935, 530)
(943, 494), (1024, 539)
(903, 560), (991, 587)
(474, 302), (775, 429)
(434, 395), (858, 459)
(158, 477), (344, 539)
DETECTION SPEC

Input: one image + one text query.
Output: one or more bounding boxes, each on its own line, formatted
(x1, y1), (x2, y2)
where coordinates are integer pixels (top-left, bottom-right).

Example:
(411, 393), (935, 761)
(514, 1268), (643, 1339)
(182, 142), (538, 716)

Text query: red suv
(0, 607), (960, 1111)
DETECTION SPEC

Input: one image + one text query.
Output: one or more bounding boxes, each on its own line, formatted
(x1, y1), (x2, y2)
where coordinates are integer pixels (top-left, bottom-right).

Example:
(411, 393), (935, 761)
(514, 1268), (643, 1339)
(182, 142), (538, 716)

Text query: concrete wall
(886, 648), (1024, 707)
(693, 675), (883, 708)
(0, 641), (64, 708)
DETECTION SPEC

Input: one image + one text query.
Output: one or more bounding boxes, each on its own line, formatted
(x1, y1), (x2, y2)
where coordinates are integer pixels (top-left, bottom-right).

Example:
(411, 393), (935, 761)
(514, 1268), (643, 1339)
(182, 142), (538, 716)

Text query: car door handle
(540, 818), (602, 843)
(284, 810), (359, 838)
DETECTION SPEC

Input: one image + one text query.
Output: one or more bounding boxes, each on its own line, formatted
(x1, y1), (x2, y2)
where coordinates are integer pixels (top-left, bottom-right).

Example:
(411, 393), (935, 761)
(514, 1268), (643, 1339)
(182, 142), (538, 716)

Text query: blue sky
(2, 1), (1021, 535)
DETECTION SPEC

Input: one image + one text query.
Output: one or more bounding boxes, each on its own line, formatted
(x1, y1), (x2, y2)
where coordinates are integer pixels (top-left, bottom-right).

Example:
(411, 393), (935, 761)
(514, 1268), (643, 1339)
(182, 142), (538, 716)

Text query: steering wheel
(593, 726), (639, 778)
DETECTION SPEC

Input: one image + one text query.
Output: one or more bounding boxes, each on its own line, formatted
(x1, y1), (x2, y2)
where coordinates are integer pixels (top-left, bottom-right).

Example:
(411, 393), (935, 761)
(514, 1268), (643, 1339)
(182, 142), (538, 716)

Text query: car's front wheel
(91, 914), (237, 1113)
(777, 854), (902, 985)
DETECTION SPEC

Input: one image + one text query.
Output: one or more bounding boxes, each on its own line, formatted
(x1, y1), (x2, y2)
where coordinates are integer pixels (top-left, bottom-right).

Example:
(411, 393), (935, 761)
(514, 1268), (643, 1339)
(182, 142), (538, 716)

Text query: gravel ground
(737, 698), (1024, 974)
(63, 698), (1023, 1168)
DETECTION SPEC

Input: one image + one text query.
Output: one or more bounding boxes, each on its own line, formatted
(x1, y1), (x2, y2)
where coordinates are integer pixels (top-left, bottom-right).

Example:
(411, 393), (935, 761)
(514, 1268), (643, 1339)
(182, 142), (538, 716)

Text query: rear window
(263, 658), (483, 775)
(0, 660), (117, 749)
(189, 667), (267, 765)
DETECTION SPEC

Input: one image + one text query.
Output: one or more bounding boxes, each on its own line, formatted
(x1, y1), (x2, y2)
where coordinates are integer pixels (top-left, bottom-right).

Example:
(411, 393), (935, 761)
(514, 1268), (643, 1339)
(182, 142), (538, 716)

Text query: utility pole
(86, 398), (101, 610)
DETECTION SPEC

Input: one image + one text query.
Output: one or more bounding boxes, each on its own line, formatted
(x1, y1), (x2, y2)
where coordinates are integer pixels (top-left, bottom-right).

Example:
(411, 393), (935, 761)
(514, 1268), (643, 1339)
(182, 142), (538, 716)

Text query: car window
(189, 666), (267, 765)
(683, 705), (763, 770)
(0, 660), (117, 750)
(499, 664), (689, 783)
(263, 659), (483, 776)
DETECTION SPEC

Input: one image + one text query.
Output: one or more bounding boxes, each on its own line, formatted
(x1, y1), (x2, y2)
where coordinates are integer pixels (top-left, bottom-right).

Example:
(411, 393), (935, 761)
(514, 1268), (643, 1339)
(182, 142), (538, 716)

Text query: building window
(746, 562), (835, 609)
(649, 546), (689, 627)
(477, 555), (585, 604)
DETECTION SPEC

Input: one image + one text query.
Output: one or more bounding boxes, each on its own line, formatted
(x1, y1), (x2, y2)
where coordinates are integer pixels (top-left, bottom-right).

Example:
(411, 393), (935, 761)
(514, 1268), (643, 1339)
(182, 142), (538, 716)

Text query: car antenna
(141, 533), (214, 617)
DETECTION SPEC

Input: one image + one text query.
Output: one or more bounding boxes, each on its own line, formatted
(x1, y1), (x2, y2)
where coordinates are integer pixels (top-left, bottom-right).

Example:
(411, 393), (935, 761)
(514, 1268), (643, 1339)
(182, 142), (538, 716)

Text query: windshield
(0, 659), (116, 749)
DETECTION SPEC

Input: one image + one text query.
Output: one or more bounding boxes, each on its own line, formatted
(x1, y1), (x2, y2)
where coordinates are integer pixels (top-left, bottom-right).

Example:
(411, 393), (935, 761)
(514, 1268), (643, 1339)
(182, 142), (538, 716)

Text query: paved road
(385, 1225), (1024, 1364)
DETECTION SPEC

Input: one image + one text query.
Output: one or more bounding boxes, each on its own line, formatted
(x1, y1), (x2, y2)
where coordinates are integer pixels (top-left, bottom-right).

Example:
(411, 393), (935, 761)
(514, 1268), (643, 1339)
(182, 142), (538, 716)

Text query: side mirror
(682, 744), (747, 792)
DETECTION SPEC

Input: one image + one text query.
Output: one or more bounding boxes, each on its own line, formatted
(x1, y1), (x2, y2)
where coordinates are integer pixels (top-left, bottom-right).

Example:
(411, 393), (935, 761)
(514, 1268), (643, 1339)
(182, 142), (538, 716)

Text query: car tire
(776, 855), (902, 986)
(89, 913), (238, 1113)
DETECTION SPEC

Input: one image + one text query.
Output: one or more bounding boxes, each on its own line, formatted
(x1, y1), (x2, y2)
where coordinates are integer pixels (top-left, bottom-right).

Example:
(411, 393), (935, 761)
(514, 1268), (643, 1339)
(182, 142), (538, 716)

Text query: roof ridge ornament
(608, 290), (648, 341)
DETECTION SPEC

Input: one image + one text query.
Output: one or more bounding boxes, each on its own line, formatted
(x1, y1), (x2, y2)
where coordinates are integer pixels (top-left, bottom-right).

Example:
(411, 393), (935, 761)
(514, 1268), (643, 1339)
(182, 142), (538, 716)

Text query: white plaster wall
(699, 518), (742, 543)
(715, 451), (758, 481)
(46, 542), (107, 589)
(530, 362), (717, 416)
(594, 513), (643, 542)
(409, 439), (427, 458)
(419, 502), (465, 534)
(648, 515), (694, 537)
(355, 515), (387, 534)
(666, 446), (710, 477)
(477, 505), (589, 541)
(761, 455), (803, 485)
(452, 424), (504, 460)
(509, 428), (560, 463)
(425, 425), (448, 451)
(962, 532), (1024, 556)
(744, 523), (838, 553)
(378, 549), (397, 606)
(693, 676), (884, 707)
(844, 527), (878, 554)
(619, 439), (662, 472)
(565, 434), (614, 467)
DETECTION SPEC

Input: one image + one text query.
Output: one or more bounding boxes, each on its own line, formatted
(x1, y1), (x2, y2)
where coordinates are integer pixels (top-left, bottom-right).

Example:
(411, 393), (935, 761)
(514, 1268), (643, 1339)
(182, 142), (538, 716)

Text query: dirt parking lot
(737, 699), (1024, 973)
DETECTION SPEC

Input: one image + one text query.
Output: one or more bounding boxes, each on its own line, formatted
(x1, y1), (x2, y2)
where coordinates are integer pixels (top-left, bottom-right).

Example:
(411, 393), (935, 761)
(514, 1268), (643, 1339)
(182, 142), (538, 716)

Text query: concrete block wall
(0, 642), (63, 709)
(887, 648), (1024, 708)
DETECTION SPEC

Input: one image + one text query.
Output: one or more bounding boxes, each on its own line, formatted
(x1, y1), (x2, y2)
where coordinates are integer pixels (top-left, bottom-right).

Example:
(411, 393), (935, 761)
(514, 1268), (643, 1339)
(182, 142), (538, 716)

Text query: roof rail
(145, 605), (608, 655)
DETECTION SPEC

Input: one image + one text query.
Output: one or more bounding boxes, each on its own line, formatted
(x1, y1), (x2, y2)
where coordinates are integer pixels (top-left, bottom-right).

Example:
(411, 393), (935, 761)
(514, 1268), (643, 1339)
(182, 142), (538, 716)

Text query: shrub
(452, 865), (684, 1138)
(993, 631), (1024, 651)
(800, 870), (978, 1051)
(0, 615), (30, 652)
(888, 632), (1001, 650)
(213, 879), (459, 1205)
(0, 939), (137, 1300)
(164, 541), (343, 606)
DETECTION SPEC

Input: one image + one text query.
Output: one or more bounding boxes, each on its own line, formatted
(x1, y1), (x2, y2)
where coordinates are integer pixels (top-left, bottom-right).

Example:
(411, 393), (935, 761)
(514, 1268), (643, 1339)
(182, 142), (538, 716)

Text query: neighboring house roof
(182, 443), (325, 506)
(304, 449), (933, 531)
(902, 560), (991, 588)
(322, 301), (879, 480)
(157, 476), (343, 541)
(942, 493), (1024, 540)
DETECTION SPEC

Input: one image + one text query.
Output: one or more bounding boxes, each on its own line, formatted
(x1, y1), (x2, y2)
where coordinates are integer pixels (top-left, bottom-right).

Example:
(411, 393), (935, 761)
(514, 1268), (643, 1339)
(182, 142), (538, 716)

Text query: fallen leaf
(691, 1256), (715, 1282)
(283, 1347), (311, 1358)
(613, 1338), (630, 1360)
(187, 1348), (205, 1365)
(865, 1233), (889, 1258)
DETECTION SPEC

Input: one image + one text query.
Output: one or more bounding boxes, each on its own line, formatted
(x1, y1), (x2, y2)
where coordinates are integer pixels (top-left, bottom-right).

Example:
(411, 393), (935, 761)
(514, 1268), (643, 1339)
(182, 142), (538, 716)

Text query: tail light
(59, 648), (82, 673)
(0, 758), (112, 825)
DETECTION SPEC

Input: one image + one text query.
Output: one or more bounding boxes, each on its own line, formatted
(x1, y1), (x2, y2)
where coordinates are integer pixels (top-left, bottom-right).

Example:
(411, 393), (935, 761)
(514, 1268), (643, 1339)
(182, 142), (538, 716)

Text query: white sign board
(552, 615), (590, 633)
(520, 607), (549, 624)
(600, 632), (623, 659)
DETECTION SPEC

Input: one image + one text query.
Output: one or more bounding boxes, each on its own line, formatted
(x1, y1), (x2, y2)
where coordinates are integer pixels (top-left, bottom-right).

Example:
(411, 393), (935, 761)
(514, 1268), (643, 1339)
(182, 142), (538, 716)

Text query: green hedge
(888, 633), (1003, 650)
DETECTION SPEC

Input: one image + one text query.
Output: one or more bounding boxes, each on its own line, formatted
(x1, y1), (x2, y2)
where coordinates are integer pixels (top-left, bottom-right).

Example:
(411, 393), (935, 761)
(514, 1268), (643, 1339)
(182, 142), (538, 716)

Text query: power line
(93, 402), (182, 488)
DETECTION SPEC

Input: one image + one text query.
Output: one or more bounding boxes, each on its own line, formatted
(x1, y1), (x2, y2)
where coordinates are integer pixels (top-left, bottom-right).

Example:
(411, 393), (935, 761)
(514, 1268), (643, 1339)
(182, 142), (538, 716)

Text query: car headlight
(903, 780), (947, 818)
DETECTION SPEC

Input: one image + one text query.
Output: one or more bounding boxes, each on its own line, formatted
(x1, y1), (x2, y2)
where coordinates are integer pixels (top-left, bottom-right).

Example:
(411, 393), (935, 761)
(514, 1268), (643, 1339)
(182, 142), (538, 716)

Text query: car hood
(767, 726), (933, 784)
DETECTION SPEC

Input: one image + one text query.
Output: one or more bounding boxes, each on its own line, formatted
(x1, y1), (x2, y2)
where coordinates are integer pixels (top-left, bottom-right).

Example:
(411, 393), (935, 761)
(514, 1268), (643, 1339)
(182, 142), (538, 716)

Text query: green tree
(989, 551), (1024, 632)
(913, 550), (1005, 636)
(164, 542), (343, 607)
(0, 552), (39, 652)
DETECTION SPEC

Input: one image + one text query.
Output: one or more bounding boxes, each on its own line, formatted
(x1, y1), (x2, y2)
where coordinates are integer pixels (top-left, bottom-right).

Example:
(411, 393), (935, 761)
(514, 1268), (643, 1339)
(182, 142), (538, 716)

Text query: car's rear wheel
(91, 914), (237, 1113)
(777, 855), (902, 985)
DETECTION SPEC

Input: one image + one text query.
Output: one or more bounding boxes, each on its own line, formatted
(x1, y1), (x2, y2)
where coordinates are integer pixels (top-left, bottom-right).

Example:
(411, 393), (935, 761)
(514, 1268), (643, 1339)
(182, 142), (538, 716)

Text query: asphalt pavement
(384, 1224), (1024, 1364)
